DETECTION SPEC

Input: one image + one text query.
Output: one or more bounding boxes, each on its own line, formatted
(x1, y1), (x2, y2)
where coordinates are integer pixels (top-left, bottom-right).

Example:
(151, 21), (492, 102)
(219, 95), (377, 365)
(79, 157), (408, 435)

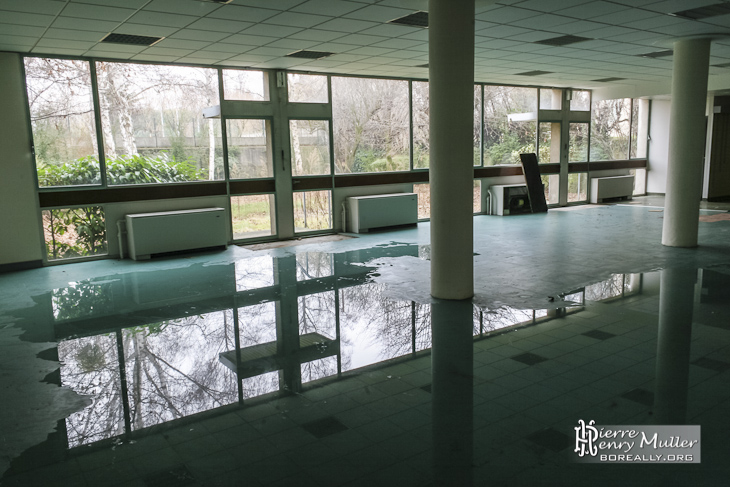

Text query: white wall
(0, 53), (44, 268)
(647, 99), (671, 194)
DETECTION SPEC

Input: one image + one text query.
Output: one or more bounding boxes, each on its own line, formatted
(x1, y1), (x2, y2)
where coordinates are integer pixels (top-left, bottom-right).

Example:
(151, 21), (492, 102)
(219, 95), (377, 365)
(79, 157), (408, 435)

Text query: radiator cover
(347, 193), (418, 233)
(125, 208), (228, 260)
(590, 175), (634, 203)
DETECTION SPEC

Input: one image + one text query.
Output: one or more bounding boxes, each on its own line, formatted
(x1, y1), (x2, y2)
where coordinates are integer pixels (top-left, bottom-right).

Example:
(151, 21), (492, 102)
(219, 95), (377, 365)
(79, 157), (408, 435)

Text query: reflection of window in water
(122, 310), (237, 431)
(299, 291), (336, 340)
(235, 256), (274, 291)
(59, 334), (124, 447)
(482, 307), (534, 333)
(301, 356), (338, 384)
(238, 302), (277, 347)
(52, 281), (113, 321)
(296, 252), (333, 281)
(242, 371), (279, 399)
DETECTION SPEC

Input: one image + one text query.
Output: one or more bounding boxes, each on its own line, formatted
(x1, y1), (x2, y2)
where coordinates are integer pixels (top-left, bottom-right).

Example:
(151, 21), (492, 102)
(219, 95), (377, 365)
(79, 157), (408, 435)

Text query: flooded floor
(1, 200), (729, 486)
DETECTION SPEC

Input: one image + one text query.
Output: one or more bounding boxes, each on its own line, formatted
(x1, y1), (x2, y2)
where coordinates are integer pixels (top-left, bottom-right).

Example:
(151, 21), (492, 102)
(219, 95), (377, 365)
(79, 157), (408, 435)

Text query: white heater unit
(590, 175), (634, 203)
(347, 193), (418, 233)
(125, 208), (227, 260)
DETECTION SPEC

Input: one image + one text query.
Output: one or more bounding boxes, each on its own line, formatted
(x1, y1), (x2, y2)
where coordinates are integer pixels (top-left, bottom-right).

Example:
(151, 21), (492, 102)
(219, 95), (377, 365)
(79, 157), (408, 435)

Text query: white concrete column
(429, 0), (475, 300)
(662, 38), (712, 247)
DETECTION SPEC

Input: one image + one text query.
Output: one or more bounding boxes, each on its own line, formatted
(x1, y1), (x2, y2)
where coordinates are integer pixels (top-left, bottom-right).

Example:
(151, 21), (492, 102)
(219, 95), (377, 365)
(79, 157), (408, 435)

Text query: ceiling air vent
(100, 33), (164, 46)
(286, 50), (334, 59)
(388, 11), (428, 28)
(638, 50), (673, 58)
(592, 77), (626, 82)
(535, 35), (591, 47)
(670, 3), (730, 20)
(515, 70), (553, 76)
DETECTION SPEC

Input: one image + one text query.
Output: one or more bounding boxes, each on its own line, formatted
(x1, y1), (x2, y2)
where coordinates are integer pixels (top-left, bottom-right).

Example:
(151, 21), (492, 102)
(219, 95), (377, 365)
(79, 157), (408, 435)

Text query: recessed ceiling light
(100, 33), (164, 46)
(535, 35), (592, 47)
(515, 70), (552, 76)
(670, 3), (730, 20)
(286, 50), (334, 59)
(388, 11), (428, 28)
(638, 50), (673, 58)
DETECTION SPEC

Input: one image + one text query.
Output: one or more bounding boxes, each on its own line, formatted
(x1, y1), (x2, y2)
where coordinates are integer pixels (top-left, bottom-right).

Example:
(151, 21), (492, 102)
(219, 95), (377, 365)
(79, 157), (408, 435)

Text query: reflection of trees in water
(482, 307), (534, 333)
(238, 302), (280, 398)
(123, 311), (237, 430)
(52, 281), (113, 321)
(296, 252), (333, 280)
(299, 291), (340, 379)
(585, 274), (624, 301)
(59, 334), (124, 447)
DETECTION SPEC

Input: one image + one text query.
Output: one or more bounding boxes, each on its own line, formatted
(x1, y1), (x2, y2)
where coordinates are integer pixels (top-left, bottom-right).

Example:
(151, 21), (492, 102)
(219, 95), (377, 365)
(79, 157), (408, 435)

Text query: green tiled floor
(1, 198), (730, 486)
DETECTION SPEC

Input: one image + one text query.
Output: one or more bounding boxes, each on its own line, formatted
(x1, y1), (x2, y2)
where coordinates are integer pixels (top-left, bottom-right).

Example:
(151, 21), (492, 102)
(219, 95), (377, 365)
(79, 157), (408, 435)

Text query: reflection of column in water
(653, 267), (697, 424)
(431, 298), (474, 486)
(275, 256), (302, 393)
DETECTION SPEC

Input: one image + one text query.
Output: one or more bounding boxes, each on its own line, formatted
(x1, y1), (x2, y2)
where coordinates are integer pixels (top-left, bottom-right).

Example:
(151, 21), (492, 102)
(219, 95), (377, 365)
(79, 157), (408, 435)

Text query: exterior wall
(0, 52), (44, 269)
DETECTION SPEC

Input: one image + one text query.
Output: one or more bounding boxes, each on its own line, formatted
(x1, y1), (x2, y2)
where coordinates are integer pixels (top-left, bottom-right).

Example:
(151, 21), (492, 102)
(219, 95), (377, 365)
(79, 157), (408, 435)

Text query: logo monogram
(575, 419), (599, 457)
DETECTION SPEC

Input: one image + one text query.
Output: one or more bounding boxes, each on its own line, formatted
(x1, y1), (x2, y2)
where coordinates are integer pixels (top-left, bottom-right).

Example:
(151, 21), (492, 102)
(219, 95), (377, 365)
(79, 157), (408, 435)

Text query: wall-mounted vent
(535, 35), (591, 47)
(670, 3), (730, 20)
(639, 50), (673, 58)
(286, 50), (334, 59)
(515, 70), (553, 76)
(100, 33), (164, 46)
(388, 11), (428, 28)
(592, 77), (626, 82)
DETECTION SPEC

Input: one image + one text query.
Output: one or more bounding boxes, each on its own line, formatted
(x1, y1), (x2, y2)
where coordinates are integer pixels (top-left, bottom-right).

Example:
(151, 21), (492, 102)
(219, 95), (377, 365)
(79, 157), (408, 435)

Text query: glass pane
(414, 183), (430, 219)
(296, 252), (333, 281)
(570, 90), (590, 111)
(24, 58), (100, 187)
(631, 99), (639, 158)
(123, 310), (238, 429)
(43, 206), (107, 261)
(412, 81), (429, 169)
(332, 77), (410, 173)
(96, 62), (223, 185)
(538, 122), (560, 163)
(541, 174), (559, 205)
(473, 180), (481, 213)
(569, 123), (589, 162)
(540, 88), (562, 110)
(568, 173), (588, 202)
(231, 194), (276, 239)
(287, 73), (327, 103)
(474, 85), (482, 166)
(227, 119), (273, 179)
(483, 86), (537, 166)
(290, 120), (331, 176)
(590, 98), (631, 161)
(222, 69), (268, 101)
(59, 334), (123, 446)
(294, 190), (332, 232)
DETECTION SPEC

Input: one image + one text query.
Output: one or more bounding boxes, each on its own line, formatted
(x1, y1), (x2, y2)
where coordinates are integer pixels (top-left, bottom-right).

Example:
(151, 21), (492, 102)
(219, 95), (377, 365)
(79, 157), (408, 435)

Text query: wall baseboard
(0, 260), (43, 274)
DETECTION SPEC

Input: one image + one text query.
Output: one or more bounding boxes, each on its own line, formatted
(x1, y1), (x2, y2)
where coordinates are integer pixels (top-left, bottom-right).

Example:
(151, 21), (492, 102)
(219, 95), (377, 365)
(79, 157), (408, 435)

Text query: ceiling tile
(168, 30), (231, 43)
(50, 16), (119, 32)
(155, 39), (211, 50)
(333, 33), (388, 46)
(291, 0), (363, 16)
(143, 0), (221, 16)
(0, 0), (64, 15)
(287, 29), (346, 42)
(514, 0), (590, 12)
(0, 34), (37, 47)
(60, 3), (135, 22)
(87, 43), (147, 53)
(36, 38), (95, 50)
(186, 18), (252, 33)
(0, 23), (46, 37)
(241, 24), (303, 38)
(477, 6), (541, 23)
(131, 54), (182, 62)
(206, 5), (279, 23)
(113, 24), (178, 37)
(556, 1), (627, 19)
(82, 50), (134, 59)
(263, 12), (333, 28)
(201, 43), (253, 54)
(126, 11), (197, 28)
(265, 38), (321, 50)
(72, 0), (147, 8)
(343, 4), (414, 22)
(0, 11), (55, 27)
(43, 28), (107, 42)
(246, 46), (293, 56)
(315, 18), (379, 33)
(370, 38), (423, 49)
(512, 13), (576, 29)
(139, 46), (193, 57)
(357, 23), (422, 37)
(32, 46), (86, 55)
(235, 0), (305, 9)
(223, 34), (278, 47)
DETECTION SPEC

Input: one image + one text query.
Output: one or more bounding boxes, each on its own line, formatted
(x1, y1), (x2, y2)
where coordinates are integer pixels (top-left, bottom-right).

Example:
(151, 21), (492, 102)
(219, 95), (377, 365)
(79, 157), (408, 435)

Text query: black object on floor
(519, 152), (548, 213)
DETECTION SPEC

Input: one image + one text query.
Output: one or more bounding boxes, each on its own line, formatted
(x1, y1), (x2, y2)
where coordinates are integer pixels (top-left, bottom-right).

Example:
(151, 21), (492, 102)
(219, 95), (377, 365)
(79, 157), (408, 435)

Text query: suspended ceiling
(2, 0), (730, 96)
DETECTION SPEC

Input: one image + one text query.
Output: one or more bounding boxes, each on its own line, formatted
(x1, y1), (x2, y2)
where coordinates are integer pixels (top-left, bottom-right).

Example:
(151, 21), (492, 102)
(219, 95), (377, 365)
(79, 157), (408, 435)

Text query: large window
(294, 190), (332, 232)
(231, 195), (276, 240)
(590, 98), (631, 161)
(289, 120), (331, 176)
(483, 86), (537, 166)
(43, 206), (107, 261)
(223, 69), (268, 101)
(96, 62), (223, 185)
(226, 119), (273, 179)
(332, 77), (410, 174)
(412, 81), (429, 169)
(25, 58), (100, 187)
(288, 73), (327, 103)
